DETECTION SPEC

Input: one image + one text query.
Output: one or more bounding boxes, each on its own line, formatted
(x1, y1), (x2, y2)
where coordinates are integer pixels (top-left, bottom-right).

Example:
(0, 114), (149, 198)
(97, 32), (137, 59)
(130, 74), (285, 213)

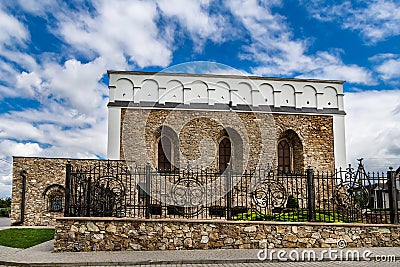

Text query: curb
(2, 255), (400, 266)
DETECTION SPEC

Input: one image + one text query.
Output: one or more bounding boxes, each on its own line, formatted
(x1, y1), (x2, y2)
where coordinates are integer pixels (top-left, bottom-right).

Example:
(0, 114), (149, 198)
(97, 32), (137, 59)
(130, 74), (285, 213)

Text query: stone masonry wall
(54, 217), (400, 252)
(11, 157), (102, 226)
(121, 109), (334, 173)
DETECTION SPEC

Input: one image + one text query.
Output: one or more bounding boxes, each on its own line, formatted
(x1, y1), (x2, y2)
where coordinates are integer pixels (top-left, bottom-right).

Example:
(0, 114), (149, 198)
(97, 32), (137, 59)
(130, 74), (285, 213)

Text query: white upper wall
(108, 71), (345, 112)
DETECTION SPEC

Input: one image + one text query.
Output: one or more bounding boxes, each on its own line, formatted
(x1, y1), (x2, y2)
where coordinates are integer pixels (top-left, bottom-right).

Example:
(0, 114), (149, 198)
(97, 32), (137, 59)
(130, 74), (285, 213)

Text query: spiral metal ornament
(334, 181), (369, 210)
(171, 178), (205, 217)
(251, 179), (287, 210)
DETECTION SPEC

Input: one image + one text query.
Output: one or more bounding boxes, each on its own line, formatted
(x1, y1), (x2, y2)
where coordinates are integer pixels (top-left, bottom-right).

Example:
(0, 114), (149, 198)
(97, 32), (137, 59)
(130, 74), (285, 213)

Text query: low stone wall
(54, 217), (400, 252)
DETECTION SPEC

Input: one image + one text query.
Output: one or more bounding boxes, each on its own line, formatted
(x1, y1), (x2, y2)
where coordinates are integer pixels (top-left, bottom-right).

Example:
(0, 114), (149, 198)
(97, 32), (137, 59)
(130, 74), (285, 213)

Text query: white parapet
(107, 71), (345, 112)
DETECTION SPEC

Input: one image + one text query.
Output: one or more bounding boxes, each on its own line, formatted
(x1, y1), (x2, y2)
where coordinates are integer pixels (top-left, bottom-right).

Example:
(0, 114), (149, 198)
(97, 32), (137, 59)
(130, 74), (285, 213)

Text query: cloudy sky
(1, 0), (400, 198)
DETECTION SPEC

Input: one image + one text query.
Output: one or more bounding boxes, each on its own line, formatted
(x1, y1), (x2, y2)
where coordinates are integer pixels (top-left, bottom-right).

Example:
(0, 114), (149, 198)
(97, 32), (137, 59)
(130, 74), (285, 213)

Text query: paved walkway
(1, 224), (400, 266)
(0, 218), (10, 228)
(1, 238), (400, 266)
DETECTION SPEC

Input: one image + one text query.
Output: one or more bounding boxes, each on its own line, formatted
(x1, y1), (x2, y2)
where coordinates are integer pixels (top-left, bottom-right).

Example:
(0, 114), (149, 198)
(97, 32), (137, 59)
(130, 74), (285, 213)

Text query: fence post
(226, 163), (232, 220)
(306, 167), (316, 222)
(64, 163), (71, 217)
(387, 167), (398, 224)
(145, 163), (151, 219)
(86, 175), (91, 217)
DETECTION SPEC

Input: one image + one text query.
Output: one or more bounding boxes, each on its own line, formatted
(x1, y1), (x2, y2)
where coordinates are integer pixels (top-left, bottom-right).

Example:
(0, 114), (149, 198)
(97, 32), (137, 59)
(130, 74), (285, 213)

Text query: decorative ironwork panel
(65, 161), (130, 217)
(334, 159), (370, 212)
(251, 178), (287, 210)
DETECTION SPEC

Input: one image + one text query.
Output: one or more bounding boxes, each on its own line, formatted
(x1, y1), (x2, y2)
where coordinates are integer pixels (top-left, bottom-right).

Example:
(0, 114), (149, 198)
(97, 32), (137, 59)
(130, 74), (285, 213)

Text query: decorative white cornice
(107, 71), (345, 112)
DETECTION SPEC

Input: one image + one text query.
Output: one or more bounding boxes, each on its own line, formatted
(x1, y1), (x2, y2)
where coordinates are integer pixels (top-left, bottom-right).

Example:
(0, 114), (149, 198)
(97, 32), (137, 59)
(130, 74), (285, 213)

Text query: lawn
(0, 228), (55, 249)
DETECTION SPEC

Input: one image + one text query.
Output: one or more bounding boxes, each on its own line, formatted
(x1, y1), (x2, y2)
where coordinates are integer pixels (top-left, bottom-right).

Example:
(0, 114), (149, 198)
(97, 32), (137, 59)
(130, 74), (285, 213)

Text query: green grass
(235, 209), (352, 223)
(0, 228), (55, 249)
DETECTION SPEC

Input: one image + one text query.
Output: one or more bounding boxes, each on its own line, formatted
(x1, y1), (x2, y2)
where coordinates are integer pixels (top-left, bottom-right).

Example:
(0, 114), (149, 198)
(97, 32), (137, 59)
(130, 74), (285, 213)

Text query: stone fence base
(54, 217), (400, 252)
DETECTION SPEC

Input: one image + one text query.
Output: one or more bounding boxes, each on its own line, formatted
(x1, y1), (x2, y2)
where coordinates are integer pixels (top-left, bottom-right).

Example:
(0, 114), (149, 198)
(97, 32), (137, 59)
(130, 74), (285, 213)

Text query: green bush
(0, 208), (10, 217)
(235, 209), (351, 223)
(235, 210), (276, 221)
(0, 197), (11, 208)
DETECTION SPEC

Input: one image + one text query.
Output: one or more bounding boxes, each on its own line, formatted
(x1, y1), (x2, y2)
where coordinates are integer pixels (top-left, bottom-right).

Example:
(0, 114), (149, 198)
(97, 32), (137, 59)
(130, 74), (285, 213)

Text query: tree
(0, 197), (11, 208)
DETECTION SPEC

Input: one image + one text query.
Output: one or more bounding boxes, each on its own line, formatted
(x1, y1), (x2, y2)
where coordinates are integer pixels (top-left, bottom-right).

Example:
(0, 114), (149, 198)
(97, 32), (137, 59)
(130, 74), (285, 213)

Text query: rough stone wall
(54, 218), (400, 252)
(11, 157), (102, 226)
(121, 109), (334, 173)
(274, 114), (334, 172)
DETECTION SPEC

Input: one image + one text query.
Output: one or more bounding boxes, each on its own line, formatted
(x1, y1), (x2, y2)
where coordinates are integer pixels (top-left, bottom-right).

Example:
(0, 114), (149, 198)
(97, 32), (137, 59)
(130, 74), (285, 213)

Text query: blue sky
(0, 0), (400, 198)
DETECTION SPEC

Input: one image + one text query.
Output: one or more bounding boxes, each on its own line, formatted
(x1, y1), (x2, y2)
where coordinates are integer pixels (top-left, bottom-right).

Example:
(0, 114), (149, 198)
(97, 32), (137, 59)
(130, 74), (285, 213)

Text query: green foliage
(0, 197), (11, 217)
(286, 195), (299, 209)
(0, 207), (10, 217)
(235, 210), (277, 221)
(235, 209), (352, 223)
(0, 228), (55, 249)
(0, 197), (11, 208)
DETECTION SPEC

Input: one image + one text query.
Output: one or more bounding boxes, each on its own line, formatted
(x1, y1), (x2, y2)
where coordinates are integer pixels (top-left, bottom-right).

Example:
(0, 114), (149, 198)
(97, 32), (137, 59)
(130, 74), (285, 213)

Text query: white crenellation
(108, 72), (345, 111)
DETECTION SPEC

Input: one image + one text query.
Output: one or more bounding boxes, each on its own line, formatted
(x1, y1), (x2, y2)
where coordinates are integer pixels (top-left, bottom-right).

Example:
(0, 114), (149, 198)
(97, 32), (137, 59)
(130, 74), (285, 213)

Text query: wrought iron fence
(64, 160), (399, 224)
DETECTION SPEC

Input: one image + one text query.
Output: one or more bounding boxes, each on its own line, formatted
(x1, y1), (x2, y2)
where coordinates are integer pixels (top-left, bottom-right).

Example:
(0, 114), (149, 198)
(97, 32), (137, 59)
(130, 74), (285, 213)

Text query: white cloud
(0, 140), (43, 157)
(157, 0), (227, 50)
(305, 0), (400, 43)
(0, 6), (29, 46)
(375, 56), (400, 81)
(56, 0), (172, 68)
(14, 0), (60, 16)
(297, 59), (375, 84)
(226, 0), (374, 84)
(0, 173), (11, 199)
(345, 89), (400, 171)
(39, 58), (108, 113)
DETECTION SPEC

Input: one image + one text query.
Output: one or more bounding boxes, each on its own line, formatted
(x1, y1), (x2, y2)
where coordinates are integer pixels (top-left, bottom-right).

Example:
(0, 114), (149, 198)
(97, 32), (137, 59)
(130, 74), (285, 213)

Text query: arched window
(219, 138), (231, 172)
(278, 140), (291, 173)
(158, 136), (172, 171)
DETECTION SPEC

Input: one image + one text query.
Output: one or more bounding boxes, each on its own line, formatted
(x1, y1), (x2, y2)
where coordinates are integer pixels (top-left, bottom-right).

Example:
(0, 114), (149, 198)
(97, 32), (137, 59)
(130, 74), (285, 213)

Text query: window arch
(219, 137), (231, 172)
(158, 136), (172, 171)
(278, 139), (291, 174)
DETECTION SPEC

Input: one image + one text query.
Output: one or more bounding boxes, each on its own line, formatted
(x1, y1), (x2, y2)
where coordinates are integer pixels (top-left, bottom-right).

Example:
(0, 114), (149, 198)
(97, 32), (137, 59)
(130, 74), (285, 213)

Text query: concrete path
(1, 239), (400, 266)
(0, 218), (10, 229)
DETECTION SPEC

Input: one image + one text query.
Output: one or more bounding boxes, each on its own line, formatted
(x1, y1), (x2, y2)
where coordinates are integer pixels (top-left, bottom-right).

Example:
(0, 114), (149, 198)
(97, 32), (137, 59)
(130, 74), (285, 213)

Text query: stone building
(11, 71), (346, 226)
(108, 71), (346, 173)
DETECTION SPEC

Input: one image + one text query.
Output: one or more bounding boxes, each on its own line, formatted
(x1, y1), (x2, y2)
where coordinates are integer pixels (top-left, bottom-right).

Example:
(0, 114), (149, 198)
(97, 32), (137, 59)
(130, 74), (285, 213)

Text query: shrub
(235, 210), (276, 221)
(235, 209), (351, 223)
(0, 207), (10, 217)
(0, 197), (11, 209)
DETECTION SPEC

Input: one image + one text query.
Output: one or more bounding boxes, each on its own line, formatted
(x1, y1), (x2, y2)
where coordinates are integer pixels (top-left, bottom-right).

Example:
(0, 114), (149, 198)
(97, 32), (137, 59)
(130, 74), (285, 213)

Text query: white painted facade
(107, 71), (347, 169)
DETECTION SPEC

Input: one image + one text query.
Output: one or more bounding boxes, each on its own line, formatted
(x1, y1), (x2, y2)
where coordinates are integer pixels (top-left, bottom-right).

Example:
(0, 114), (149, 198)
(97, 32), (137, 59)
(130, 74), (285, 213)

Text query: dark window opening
(158, 136), (172, 171)
(209, 205), (226, 217)
(278, 140), (291, 174)
(219, 138), (231, 172)
(231, 206), (248, 217)
(167, 205), (185, 215)
(149, 204), (162, 216)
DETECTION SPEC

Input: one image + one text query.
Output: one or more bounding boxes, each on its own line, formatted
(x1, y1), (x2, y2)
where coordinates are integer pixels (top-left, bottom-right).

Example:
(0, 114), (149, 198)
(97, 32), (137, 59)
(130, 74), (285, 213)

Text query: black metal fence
(64, 160), (399, 224)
